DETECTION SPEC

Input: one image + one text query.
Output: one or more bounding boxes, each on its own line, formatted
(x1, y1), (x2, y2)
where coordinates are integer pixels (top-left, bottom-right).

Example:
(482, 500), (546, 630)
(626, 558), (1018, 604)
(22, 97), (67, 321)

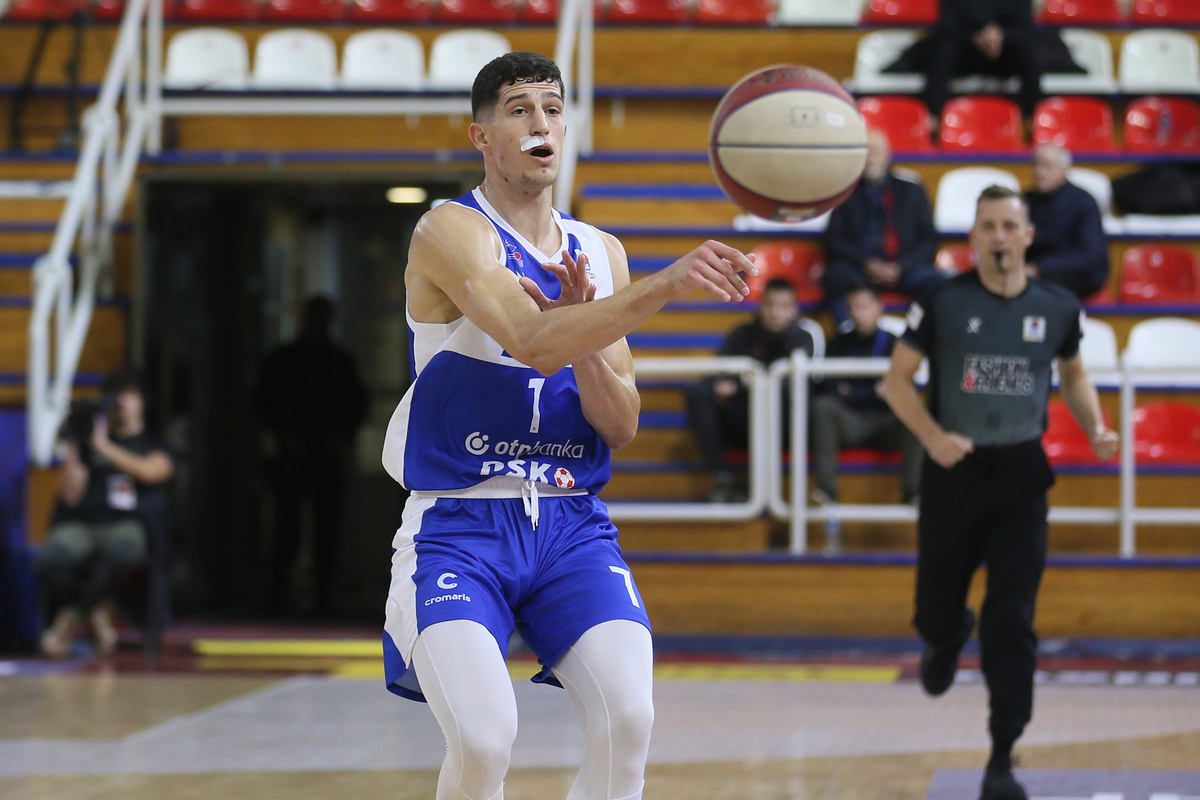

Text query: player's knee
(604, 693), (654, 753)
(455, 716), (517, 777)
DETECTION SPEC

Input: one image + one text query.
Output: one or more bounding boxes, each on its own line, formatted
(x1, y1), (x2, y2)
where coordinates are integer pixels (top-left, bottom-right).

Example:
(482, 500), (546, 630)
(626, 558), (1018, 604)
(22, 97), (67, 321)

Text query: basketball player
(380, 52), (758, 800)
(882, 186), (1118, 800)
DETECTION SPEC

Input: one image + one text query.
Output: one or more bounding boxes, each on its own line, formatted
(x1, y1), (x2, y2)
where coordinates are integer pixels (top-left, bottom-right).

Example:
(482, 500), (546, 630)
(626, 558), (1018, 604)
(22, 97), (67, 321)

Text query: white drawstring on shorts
(521, 479), (540, 529)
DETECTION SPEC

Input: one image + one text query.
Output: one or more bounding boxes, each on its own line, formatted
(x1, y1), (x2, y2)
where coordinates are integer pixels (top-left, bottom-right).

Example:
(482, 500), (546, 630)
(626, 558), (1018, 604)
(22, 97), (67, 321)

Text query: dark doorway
(138, 174), (473, 619)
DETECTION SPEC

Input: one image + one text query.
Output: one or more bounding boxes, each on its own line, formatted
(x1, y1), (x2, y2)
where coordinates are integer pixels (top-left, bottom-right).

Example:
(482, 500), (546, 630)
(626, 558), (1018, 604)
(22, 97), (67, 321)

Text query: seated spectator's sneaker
(979, 767), (1027, 800)
(920, 607), (975, 696)
(40, 608), (81, 659)
(90, 604), (119, 656)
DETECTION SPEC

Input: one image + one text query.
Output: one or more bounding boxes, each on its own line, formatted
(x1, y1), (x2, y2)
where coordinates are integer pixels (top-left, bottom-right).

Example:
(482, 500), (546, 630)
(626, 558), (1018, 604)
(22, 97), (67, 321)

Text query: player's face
(113, 389), (143, 433)
(758, 288), (799, 333)
(474, 80), (566, 191)
(970, 197), (1034, 274)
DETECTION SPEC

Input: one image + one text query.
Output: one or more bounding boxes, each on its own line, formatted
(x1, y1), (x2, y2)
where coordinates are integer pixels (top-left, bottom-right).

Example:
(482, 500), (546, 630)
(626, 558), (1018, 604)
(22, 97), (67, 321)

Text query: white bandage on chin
(520, 135), (547, 152)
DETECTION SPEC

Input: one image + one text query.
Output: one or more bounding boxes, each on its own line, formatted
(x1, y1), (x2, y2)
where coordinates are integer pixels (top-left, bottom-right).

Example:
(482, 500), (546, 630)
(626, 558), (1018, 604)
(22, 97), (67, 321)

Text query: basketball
(708, 65), (868, 222)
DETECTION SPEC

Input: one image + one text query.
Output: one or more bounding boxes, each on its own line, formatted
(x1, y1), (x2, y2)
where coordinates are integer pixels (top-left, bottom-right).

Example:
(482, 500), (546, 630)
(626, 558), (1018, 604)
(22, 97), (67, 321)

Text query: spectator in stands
(685, 278), (814, 502)
(923, 0), (1042, 120)
(255, 296), (368, 616)
(811, 287), (923, 506)
(36, 371), (174, 658)
(1024, 144), (1110, 299)
(823, 129), (941, 322)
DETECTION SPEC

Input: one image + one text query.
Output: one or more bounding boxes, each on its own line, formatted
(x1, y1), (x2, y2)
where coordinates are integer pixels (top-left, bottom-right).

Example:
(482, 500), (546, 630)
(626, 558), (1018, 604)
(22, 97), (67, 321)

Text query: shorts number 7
(528, 377), (545, 434)
(609, 566), (640, 607)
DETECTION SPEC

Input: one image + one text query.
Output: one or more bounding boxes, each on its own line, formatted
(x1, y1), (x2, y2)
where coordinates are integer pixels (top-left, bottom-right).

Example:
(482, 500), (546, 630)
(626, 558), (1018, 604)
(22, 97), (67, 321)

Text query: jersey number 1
(528, 377), (545, 434)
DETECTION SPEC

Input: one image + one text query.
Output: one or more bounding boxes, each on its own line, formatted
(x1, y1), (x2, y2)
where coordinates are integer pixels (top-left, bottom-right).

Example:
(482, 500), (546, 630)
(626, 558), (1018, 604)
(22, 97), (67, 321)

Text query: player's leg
(552, 619), (654, 800)
(915, 455), (986, 694)
(413, 619), (519, 800)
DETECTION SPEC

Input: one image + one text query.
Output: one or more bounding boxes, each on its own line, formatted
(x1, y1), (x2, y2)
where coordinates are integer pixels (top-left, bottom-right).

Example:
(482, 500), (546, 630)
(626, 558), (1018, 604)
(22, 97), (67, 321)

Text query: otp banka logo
(465, 432), (490, 455)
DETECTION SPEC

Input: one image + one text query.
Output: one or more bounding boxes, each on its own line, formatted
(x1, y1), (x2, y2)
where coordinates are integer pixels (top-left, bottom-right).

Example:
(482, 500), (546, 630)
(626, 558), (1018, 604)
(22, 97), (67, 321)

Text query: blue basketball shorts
(383, 493), (651, 702)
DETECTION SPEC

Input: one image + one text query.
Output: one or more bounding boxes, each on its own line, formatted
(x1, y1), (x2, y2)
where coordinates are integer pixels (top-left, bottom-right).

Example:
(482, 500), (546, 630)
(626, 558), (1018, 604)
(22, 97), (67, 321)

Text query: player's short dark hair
(102, 369), (142, 396)
(471, 52), (565, 122)
(976, 184), (1029, 213)
(763, 277), (796, 295)
(846, 284), (880, 301)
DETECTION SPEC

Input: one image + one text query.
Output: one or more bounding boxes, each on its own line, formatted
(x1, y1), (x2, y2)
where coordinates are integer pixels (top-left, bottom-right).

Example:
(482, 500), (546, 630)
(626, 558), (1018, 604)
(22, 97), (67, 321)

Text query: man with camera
(35, 372), (174, 657)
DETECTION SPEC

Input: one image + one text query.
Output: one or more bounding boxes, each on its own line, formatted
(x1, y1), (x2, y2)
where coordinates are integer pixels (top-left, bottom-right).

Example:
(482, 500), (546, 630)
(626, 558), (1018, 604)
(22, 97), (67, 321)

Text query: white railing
(27, 0), (595, 463)
(27, 0), (160, 465)
(613, 354), (1200, 558)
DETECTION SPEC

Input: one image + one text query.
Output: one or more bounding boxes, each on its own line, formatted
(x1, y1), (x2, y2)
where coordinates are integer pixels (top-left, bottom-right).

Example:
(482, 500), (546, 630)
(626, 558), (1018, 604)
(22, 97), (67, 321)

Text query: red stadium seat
(520, 0), (556, 22)
(1124, 96), (1200, 152)
(1032, 97), (1118, 153)
(858, 96), (935, 154)
(860, 0), (936, 24)
(939, 96), (1026, 153)
(436, 0), (517, 22)
(1119, 245), (1200, 302)
(1132, 0), (1200, 25)
(603, 0), (689, 22)
(1038, 0), (1123, 25)
(746, 241), (823, 303)
(171, 0), (258, 20)
(1135, 401), (1200, 463)
(262, 0), (345, 20)
(347, 0), (433, 21)
(90, 0), (125, 20)
(694, 0), (772, 24)
(2, 0), (75, 20)
(1043, 400), (1114, 464)
(935, 243), (976, 274)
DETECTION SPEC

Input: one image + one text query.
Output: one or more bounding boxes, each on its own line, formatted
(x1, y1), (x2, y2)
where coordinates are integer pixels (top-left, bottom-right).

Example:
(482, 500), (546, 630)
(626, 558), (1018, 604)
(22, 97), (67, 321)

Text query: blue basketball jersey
(382, 188), (616, 495)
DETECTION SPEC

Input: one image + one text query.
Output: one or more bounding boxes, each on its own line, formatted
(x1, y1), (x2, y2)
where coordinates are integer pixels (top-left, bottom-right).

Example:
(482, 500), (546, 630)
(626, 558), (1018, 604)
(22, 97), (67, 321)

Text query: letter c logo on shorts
(465, 432), (490, 455)
(437, 572), (459, 590)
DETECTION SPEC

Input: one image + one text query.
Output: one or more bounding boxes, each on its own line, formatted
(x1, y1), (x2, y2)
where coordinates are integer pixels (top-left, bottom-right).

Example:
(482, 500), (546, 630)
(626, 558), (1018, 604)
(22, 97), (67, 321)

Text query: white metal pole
(146, 0), (163, 154)
(580, 0), (594, 155)
(788, 350), (809, 554)
(1118, 365), (1136, 558)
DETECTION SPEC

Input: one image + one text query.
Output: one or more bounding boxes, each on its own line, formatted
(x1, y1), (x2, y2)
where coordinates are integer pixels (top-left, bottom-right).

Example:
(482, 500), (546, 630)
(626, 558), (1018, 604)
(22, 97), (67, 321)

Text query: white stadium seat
(1124, 318), (1200, 370)
(341, 30), (425, 90)
(1042, 29), (1117, 94)
(933, 167), (1020, 234)
(1067, 167), (1124, 235)
(427, 30), (511, 91)
(1118, 29), (1200, 93)
(1080, 317), (1119, 372)
(253, 28), (338, 90)
(850, 31), (923, 94)
(776, 0), (861, 25)
(164, 28), (250, 90)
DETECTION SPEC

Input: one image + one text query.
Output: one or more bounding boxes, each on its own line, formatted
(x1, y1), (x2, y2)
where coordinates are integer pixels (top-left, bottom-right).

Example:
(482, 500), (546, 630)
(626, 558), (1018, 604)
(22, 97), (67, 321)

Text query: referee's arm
(881, 340), (975, 468)
(1057, 353), (1120, 461)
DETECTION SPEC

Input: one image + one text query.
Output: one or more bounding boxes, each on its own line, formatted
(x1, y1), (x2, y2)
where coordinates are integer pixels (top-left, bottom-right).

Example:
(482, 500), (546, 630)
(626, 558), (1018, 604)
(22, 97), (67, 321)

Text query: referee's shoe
(980, 764), (1028, 800)
(919, 608), (976, 696)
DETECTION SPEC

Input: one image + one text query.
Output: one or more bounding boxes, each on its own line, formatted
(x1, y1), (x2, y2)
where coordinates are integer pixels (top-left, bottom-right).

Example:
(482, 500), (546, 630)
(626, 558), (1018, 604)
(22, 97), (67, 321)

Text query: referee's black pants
(915, 439), (1054, 751)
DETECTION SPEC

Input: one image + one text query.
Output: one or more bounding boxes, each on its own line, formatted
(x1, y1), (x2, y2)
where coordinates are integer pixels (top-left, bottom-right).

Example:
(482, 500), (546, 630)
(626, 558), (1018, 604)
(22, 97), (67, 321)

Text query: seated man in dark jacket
(811, 287), (922, 504)
(1024, 144), (1110, 299)
(823, 129), (941, 322)
(923, 0), (1042, 119)
(686, 278), (814, 501)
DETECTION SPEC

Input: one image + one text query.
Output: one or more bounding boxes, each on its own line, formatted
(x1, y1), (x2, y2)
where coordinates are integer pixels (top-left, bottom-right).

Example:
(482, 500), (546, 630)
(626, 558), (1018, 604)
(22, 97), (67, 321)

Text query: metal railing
(612, 354), (1200, 559)
(26, 0), (595, 463)
(27, 0), (159, 465)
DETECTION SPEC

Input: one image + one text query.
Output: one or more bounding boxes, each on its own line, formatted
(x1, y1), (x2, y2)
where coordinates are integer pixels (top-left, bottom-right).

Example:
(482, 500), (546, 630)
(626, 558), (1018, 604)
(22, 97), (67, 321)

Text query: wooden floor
(1, 652), (1198, 800)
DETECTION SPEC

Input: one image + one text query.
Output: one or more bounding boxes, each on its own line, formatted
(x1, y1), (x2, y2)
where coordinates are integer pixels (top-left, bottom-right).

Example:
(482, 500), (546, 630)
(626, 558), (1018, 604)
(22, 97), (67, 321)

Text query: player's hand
(866, 259), (900, 287)
(926, 431), (974, 469)
(1089, 426), (1119, 462)
(664, 240), (757, 302)
(973, 24), (1003, 59)
(521, 250), (597, 311)
(91, 414), (110, 452)
(713, 378), (740, 401)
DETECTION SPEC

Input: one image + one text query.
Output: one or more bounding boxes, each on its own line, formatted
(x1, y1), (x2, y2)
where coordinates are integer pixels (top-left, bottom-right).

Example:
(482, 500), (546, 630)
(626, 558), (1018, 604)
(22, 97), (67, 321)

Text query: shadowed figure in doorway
(255, 296), (368, 615)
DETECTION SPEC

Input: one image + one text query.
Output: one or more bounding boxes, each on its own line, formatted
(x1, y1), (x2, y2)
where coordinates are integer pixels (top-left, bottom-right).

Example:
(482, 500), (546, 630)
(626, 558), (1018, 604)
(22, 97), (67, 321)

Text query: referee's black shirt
(901, 271), (1082, 447)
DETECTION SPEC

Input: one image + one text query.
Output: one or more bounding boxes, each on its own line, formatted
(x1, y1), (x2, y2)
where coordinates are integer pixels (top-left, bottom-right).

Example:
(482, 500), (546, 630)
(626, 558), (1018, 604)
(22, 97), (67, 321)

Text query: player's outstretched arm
(1057, 353), (1119, 461)
(408, 203), (757, 376)
(881, 340), (974, 469)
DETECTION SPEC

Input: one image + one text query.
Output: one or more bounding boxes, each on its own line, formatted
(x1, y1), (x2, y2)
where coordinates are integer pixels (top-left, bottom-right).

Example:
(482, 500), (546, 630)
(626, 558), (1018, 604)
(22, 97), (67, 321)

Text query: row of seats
(862, 95), (1200, 154)
(747, 239), (1200, 303)
(1045, 399), (1200, 465)
(854, 29), (1200, 96)
(5, 0), (1198, 25)
(165, 26), (506, 89)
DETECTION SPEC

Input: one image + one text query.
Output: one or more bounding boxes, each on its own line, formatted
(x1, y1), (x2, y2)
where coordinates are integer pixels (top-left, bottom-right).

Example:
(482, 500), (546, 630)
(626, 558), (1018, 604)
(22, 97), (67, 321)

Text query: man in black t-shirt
(883, 186), (1117, 800)
(36, 372), (174, 658)
(685, 278), (814, 501)
(811, 287), (922, 505)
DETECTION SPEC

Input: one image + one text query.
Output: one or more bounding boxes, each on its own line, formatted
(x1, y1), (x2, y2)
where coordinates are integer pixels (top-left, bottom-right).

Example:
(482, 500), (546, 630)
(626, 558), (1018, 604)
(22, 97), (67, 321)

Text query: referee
(882, 186), (1119, 800)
